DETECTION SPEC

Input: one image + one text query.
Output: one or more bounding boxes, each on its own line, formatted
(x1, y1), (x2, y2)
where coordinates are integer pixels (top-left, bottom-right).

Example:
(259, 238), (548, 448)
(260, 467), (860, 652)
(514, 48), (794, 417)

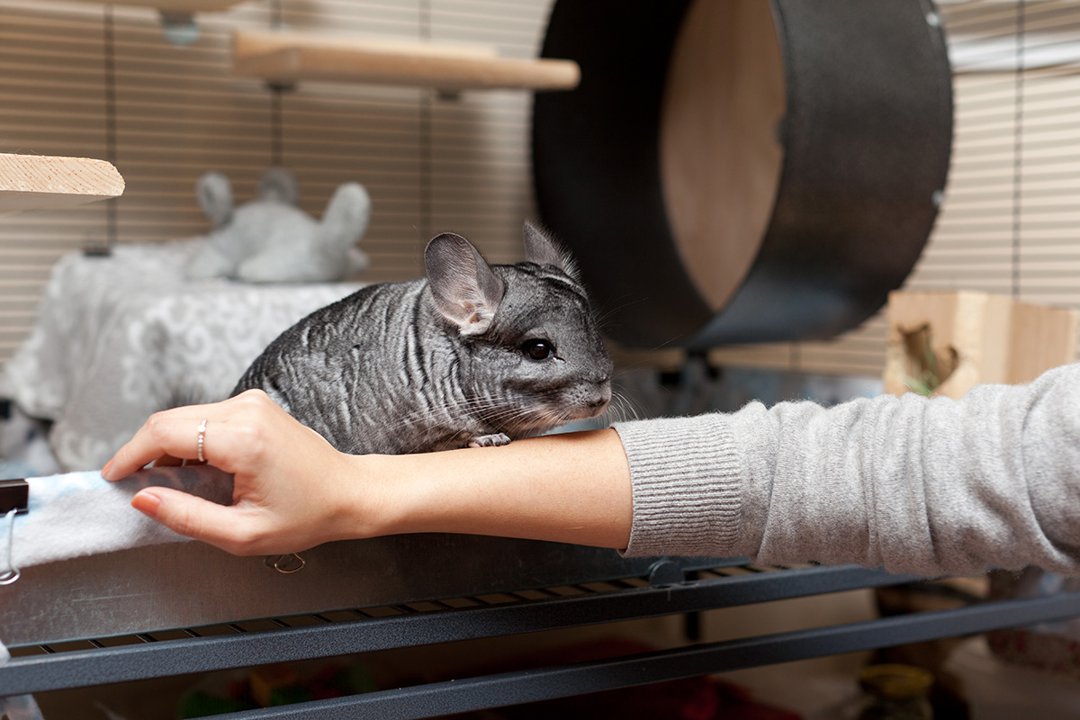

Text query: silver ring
(196, 418), (208, 463)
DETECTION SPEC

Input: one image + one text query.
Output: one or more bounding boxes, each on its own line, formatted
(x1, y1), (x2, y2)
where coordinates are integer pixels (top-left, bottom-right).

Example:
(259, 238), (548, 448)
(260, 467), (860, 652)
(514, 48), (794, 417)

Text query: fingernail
(132, 490), (162, 517)
(101, 460), (114, 480)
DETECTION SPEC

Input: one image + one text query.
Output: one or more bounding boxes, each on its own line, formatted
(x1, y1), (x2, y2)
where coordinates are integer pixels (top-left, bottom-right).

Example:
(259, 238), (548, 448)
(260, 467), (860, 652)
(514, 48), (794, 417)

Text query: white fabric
(3, 242), (360, 471)
(0, 464), (232, 709)
(4, 466), (232, 571)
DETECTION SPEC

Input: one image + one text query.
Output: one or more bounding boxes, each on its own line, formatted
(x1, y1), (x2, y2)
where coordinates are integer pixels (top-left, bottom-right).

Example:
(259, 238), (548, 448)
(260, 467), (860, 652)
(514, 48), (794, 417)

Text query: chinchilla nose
(586, 383), (612, 410)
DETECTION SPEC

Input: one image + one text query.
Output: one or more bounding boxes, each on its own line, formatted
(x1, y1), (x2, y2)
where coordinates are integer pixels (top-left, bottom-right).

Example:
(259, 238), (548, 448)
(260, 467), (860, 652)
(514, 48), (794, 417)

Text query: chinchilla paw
(468, 433), (511, 448)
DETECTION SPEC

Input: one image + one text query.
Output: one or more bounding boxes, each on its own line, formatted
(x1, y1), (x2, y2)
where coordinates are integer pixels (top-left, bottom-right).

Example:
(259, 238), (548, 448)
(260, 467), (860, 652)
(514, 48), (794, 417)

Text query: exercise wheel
(533, 0), (953, 349)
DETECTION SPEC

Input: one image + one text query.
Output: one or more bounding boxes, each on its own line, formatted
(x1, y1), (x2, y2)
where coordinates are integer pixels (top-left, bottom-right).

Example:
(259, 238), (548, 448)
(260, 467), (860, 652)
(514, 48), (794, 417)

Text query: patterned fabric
(3, 242), (361, 470)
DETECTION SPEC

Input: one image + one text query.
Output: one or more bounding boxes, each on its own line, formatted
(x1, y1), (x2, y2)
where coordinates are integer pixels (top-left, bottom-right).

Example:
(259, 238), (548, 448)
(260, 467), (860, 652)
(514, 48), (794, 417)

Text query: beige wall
(3, 0), (1078, 378)
(0, 0), (543, 362)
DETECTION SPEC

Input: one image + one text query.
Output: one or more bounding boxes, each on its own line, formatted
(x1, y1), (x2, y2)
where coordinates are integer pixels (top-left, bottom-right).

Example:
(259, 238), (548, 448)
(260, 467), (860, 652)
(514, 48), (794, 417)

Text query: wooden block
(0, 153), (125, 214)
(1007, 300), (1079, 384)
(884, 290), (1078, 398)
(232, 29), (581, 92)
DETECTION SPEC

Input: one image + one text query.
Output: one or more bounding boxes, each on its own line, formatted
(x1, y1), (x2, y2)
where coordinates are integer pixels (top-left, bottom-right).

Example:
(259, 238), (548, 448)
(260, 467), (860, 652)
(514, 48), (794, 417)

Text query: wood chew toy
(232, 29), (581, 92)
(0, 153), (125, 214)
(884, 290), (1079, 399)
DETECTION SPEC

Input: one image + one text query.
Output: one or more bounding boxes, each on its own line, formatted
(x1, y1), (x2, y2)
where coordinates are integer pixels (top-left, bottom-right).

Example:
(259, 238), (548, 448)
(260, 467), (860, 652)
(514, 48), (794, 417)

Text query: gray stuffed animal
(186, 168), (371, 283)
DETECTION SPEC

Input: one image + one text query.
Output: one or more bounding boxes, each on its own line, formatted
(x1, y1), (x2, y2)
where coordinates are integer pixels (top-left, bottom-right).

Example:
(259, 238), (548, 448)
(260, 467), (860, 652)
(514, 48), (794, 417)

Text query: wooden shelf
(232, 29), (580, 92)
(63, 0), (245, 11)
(0, 153), (125, 214)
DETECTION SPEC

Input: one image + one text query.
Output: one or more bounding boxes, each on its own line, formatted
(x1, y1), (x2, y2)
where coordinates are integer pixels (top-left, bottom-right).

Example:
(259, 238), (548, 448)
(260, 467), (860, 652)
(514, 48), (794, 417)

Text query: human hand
(102, 390), (378, 556)
(103, 392), (633, 557)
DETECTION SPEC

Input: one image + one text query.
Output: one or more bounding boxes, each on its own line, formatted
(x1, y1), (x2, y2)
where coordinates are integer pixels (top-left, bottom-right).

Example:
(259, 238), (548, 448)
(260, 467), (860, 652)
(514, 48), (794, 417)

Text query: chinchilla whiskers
(505, 405), (563, 436)
(528, 388), (608, 425)
(545, 406), (573, 430)
(390, 390), (589, 440)
(537, 402), (586, 432)
(487, 404), (569, 435)
(480, 405), (541, 429)
(608, 387), (641, 422)
(462, 398), (544, 427)
(592, 306), (621, 329)
(600, 394), (623, 424)
(384, 396), (518, 432)
(393, 404), (536, 454)
(591, 295), (647, 332)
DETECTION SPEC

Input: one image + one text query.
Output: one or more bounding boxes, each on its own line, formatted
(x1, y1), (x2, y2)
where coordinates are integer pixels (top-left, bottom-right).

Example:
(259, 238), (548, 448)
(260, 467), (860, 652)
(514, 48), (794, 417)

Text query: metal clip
(0, 508), (19, 586)
(0, 480), (26, 586)
(0, 479), (28, 516)
(265, 553), (306, 575)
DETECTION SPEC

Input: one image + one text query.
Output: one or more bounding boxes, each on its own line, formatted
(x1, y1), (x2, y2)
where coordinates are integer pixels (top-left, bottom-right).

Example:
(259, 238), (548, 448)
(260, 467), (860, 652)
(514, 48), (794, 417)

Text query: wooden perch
(62, 0), (245, 12)
(0, 153), (125, 214)
(232, 29), (581, 92)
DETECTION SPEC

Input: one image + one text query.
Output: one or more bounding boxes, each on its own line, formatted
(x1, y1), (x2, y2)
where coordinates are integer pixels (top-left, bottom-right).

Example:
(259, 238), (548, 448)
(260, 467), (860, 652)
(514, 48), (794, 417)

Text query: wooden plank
(0, 153), (125, 213)
(61, 0), (246, 12)
(231, 29), (580, 91)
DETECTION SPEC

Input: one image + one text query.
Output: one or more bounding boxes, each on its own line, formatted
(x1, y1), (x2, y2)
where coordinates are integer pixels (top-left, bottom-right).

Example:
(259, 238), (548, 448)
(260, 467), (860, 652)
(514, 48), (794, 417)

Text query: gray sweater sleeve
(612, 363), (1080, 577)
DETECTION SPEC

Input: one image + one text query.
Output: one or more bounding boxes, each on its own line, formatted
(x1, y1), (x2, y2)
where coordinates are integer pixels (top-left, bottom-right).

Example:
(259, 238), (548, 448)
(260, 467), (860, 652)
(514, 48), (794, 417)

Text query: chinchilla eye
(521, 338), (555, 361)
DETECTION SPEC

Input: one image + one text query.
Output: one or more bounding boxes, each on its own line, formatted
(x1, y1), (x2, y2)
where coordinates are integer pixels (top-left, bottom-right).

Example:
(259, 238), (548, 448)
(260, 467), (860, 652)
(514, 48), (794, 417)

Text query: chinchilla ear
(425, 232), (505, 336)
(523, 221), (579, 280)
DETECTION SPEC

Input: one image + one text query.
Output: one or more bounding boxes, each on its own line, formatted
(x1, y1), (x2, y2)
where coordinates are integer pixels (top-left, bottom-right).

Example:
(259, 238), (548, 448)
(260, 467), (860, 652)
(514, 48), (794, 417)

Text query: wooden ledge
(0, 153), (125, 214)
(232, 29), (581, 92)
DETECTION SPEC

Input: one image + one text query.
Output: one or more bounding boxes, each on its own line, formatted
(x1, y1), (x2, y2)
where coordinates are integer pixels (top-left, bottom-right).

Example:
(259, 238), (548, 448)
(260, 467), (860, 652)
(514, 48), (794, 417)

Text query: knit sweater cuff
(612, 414), (742, 558)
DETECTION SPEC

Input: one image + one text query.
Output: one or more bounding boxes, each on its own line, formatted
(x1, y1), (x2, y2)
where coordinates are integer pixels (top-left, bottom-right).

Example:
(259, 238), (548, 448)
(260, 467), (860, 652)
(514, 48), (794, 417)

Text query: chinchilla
(232, 222), (613, 454)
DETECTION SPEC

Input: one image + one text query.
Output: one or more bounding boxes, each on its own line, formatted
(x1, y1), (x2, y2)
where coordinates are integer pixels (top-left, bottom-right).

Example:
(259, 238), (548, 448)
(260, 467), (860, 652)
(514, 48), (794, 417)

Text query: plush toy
(186, 168), (371, 283)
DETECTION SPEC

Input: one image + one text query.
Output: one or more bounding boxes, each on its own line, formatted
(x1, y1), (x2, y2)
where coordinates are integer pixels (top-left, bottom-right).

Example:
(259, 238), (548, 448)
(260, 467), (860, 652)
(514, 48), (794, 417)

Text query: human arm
(104, 364), (1080, 576)
(617, 362), (1080, 576)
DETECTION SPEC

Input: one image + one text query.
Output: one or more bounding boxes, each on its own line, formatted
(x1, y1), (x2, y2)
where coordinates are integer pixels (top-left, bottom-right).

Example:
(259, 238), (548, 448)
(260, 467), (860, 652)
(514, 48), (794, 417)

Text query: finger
(104, 392), (281, 481)
(107, 411), (228, 480)
(152, 454), (185, 468)
(132, 487), (259, 555)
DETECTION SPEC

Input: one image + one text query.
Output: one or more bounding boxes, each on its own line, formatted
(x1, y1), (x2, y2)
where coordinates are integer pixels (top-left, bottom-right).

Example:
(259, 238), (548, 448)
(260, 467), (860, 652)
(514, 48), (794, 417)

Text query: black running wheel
(533, 0), (953, 349)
